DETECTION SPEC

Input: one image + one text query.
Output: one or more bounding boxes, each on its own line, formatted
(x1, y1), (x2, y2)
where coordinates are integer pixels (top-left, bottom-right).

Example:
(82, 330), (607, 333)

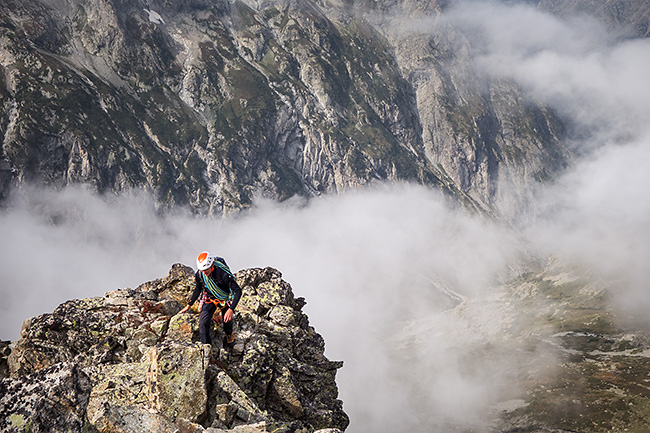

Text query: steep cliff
(362, 0), (571, 215)
(0, 0), (573, 215)
(0, 264), (349, 433)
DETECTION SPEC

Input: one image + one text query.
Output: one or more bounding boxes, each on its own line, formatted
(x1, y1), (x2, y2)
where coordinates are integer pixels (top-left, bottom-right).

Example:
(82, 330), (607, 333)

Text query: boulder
(7, 290), (181, 376)
(137, 263), (196, 305)
(148, 342), (210, 423)
(88, 405), (179, 433)
(167, 311), (201, 342)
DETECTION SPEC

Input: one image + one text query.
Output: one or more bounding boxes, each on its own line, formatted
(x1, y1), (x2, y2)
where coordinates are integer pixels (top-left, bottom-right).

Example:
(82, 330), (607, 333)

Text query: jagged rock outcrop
(0, 264), (349, 433)
(0, 362), (91, 432)
(0, 340), (10, 379)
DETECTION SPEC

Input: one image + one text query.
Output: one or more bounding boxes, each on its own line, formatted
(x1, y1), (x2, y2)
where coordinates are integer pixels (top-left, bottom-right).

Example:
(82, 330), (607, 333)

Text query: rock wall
(0, 0), (572, 216)
(0, 264), (349, 433)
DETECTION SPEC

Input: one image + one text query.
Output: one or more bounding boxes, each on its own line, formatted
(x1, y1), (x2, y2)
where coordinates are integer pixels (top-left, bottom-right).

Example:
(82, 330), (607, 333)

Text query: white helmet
(196, 251), (214, 271)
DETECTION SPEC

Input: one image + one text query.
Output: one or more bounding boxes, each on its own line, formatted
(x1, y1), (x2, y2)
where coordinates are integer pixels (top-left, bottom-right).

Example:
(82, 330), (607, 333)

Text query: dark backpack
(213, 256), (234, 278)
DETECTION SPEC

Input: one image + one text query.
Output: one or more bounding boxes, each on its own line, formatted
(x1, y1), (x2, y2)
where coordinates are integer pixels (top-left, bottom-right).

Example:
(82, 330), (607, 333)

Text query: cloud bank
(0, 183), (519, 339)
(444, 0), (650, 146)
(439, 0), (650, 320)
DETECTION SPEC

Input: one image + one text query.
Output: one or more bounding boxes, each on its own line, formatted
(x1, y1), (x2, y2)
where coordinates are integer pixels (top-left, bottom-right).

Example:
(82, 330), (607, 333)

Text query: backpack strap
(213, 257), (234, 278)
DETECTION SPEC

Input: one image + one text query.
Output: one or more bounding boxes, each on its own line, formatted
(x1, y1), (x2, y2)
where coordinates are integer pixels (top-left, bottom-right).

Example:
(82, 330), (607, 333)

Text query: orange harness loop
(206, 298), (227, 309)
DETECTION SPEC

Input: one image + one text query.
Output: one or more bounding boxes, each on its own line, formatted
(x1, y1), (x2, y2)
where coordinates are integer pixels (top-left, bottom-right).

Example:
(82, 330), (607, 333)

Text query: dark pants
(199, 302), (233, 345)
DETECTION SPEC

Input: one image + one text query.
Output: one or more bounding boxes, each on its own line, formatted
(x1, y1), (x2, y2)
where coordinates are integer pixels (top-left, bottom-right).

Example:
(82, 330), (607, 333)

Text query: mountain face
(0, 265), (349, 433)
(0, 0), (573, 215)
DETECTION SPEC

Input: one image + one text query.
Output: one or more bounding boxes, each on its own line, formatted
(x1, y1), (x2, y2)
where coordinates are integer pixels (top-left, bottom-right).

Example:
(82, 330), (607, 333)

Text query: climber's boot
(223, 333), (235, 349)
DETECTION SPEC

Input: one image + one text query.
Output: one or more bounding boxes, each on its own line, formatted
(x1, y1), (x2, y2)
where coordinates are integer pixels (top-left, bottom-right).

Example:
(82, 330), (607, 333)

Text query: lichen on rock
(0, 362), (91, 433)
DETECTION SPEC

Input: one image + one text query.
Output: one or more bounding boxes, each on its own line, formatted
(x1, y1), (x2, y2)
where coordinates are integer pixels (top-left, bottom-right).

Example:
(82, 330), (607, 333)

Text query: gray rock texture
(538, 0), (650, 37)
(0, 0), (579, 216)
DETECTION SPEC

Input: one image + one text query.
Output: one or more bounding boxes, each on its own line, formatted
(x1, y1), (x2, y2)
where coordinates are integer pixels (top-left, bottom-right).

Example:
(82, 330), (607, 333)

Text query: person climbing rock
(177, 251), (242, 348)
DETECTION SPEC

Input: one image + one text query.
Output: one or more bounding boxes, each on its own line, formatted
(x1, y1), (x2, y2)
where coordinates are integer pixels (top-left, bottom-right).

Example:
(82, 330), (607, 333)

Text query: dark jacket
(188, 262), (242, 310)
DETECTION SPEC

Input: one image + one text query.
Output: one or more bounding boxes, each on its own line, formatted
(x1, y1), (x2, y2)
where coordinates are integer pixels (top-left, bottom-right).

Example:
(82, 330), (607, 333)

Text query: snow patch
(144, 9), (165, 25)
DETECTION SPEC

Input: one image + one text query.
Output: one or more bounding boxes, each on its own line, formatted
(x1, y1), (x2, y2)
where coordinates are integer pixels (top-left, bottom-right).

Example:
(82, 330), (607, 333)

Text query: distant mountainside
(1, 0), (576, 215)
(2, 2), (650, 432)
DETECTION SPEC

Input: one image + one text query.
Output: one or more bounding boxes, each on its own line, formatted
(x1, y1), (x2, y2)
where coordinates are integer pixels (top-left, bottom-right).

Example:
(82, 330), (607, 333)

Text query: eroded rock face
(1, 265), (349, 433)
(0, 0), (573, 216)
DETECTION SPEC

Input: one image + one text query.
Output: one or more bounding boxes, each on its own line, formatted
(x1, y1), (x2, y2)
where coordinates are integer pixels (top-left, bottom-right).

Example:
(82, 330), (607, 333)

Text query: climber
(177, 251), (242, 348)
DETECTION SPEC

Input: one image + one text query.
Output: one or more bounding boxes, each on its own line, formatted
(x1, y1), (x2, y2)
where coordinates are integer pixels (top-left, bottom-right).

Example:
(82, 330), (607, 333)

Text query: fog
(0, 183), (520, 340)
(530, 134), (650, 320)
(1, 182), (529, 430)
(438, 0), (650, 319)
(2, 0), (650, 432)
(444, 0), (650, 147)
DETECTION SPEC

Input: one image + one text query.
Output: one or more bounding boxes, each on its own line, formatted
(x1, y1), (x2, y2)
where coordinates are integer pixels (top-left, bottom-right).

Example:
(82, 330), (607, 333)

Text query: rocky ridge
(0, 264), (349, 433)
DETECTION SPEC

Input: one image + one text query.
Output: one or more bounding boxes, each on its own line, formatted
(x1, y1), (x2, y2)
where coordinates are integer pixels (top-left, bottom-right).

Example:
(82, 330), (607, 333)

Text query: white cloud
(442, 0), (650, 143)
(0, 182), (526, 432)
(438, 1), (650, 321)
(529, 134), (650, 317)
(420, 0), (650, 325)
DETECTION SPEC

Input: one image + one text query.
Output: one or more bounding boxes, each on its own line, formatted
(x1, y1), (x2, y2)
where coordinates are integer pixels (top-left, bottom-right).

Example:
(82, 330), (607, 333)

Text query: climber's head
(196, 251), (214, 272)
